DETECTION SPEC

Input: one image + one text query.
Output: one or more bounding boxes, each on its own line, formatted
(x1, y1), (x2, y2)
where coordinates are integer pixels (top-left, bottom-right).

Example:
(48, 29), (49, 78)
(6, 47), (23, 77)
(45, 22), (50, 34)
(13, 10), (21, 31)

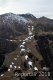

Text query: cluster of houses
(0, 25), (36, 77)
(19, 26), (38, 71)
(0, 26), (49, 77)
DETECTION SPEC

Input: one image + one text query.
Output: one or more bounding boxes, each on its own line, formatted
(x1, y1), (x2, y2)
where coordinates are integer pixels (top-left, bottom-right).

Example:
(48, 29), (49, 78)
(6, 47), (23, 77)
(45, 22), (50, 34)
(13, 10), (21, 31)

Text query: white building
(8, 69), (11, 71)
(10, 65), (12, 68)
(32, 26), (34, 31)
(28, 61), (33, 66)
(43, 67), (49, 71)
(14, 58), (17, 60)
(25, 55), (28, 60)
(25, 38), (28, 41)
(23, 40), (25, 42)
(12, 62), (14, 65)
(20, 45), (25, 48)
(0, 74), (4, 77)
(22, 42), (26, 45)
(34, 67), (38, 71)
(14, 66), (17, 69)
(20, 48), (26, 52)
(29, 31), (32, 36)
(18, 66), (21, 69)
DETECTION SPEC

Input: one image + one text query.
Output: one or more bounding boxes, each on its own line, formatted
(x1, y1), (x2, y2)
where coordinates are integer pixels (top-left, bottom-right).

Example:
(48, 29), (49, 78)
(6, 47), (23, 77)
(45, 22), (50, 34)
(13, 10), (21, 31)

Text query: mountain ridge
(0, 13), (53, 39)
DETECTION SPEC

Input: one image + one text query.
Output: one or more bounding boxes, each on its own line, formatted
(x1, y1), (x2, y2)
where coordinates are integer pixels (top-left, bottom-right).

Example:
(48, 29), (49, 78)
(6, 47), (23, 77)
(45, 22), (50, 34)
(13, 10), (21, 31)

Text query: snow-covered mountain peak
(2, 13), (34, 24)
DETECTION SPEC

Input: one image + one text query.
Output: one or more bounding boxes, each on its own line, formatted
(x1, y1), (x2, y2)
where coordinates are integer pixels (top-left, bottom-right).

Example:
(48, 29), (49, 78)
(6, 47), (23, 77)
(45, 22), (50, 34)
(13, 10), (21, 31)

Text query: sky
(0, 0), (53, 19)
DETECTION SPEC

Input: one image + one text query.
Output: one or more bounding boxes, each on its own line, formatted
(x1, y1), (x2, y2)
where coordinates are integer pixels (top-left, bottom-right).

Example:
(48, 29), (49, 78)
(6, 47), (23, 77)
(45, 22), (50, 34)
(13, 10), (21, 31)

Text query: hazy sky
(0, 0), (53, 19)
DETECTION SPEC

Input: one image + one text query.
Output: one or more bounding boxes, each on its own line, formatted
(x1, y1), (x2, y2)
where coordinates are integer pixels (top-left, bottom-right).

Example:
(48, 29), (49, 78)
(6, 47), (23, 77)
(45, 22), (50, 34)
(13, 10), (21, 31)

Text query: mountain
(0, 13), (36, 39)
(0, 13), (53, 39)
(39, 16), (53, 24)
(0, 13), (36, 23)
(34, 16), (53, 32)
(20, 13), (36, 21)
(0, 13), (53, 80)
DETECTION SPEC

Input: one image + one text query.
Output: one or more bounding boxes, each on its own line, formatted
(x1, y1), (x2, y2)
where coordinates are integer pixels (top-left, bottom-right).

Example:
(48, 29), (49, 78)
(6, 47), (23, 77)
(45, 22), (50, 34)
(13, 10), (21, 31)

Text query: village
(0, 25), (50, 80)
